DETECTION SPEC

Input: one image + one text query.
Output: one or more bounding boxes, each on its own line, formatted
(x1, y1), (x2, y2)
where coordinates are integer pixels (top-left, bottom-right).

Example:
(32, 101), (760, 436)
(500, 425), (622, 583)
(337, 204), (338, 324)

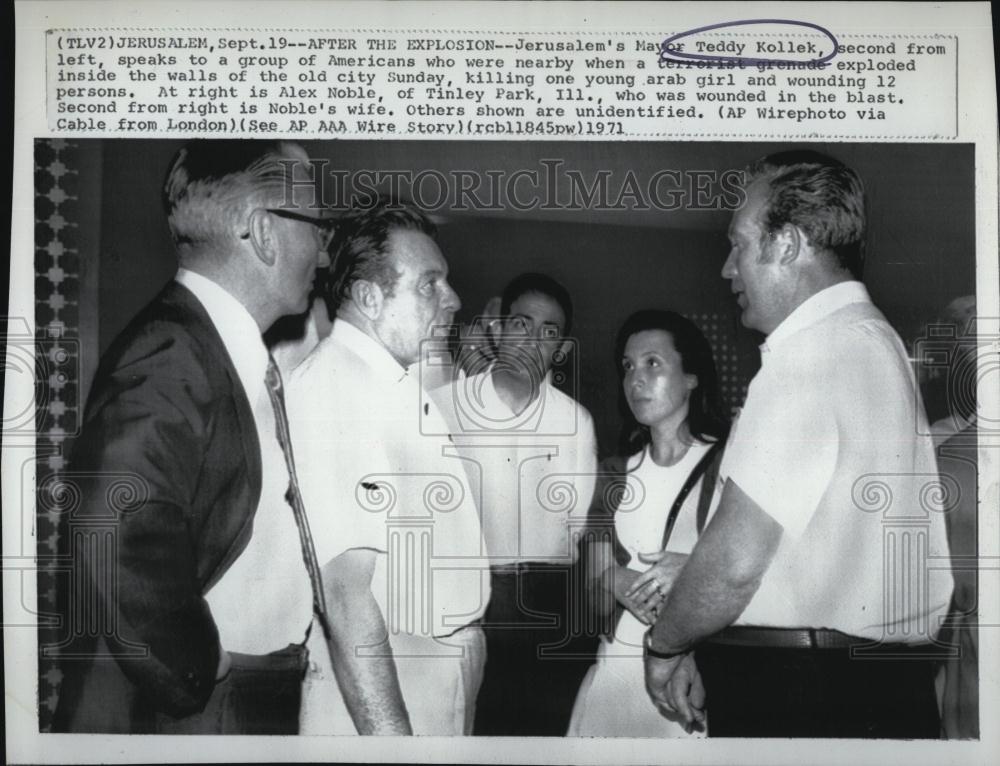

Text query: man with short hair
(289, 202), (490, 735)
(53, 140), (333, 733)
(643, 150), (953, 738)
(438, 273), (599, 736)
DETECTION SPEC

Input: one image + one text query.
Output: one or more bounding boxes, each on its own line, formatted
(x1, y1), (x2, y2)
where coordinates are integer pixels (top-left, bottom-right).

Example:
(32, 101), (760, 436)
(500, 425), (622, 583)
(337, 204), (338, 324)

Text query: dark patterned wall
(34, 138), (84, 732)
(692, 310), (749, 417)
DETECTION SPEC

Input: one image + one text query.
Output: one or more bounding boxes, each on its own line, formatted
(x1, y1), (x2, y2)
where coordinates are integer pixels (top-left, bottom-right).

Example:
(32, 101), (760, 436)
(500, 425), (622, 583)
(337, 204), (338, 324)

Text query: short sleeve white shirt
(432, 367), (599, 565)
(723, 281), (953, 642)
(287, 319), (490, 637)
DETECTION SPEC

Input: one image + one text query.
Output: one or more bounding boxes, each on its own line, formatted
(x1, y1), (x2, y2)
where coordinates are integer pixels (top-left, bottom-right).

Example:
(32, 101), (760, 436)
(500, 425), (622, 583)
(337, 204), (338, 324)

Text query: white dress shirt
(433, 366), (599, 565)
(723, 281), (953, 642)
(176, 269), (314, 654)
(290, 319), (491, 735)
(288, 318), (490, 638)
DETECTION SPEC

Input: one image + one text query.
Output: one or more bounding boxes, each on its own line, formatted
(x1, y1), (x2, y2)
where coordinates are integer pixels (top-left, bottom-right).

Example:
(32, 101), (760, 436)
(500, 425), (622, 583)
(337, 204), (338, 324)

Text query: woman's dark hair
(614, 309), (729, 456)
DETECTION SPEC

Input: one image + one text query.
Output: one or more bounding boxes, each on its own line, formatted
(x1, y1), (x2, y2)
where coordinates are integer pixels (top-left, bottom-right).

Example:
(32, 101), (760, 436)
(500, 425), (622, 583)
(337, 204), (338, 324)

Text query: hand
(644, 651), (706, 733)
(612, 566), (661, 625)
(625, 551), (689, 618)
(456, 296), (501, 375)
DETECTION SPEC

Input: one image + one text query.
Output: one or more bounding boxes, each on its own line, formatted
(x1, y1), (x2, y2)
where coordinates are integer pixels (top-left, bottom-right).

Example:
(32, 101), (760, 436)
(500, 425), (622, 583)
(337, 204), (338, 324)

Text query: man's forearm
(647, 479), (783, 654)
(325, 593), (412, 735)
(647, 560), (760, 653)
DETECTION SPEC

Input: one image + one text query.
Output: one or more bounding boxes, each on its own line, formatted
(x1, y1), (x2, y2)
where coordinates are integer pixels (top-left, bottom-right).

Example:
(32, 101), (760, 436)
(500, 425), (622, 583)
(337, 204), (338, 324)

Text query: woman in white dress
(568, 310), (728, 737)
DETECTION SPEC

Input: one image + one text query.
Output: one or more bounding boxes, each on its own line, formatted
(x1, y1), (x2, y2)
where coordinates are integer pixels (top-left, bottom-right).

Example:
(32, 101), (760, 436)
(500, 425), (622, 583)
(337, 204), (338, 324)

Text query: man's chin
(739, 311), (768, 334)
(494, 350), (546, 379)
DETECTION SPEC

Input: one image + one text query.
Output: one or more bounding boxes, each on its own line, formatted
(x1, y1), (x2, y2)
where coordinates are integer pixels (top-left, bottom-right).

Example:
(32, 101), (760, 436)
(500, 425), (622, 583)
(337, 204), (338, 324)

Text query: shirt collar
(331, 318), (409, 384)
(175, 268), (268, 399)
(762, 280), (872, 354)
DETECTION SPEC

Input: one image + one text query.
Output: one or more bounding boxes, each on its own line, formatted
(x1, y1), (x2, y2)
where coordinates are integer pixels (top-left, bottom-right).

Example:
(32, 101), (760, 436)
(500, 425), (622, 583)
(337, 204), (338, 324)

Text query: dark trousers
(696, 640), (942, 738)
(155, 644), (308, 734)
(473, 564), (599, 736)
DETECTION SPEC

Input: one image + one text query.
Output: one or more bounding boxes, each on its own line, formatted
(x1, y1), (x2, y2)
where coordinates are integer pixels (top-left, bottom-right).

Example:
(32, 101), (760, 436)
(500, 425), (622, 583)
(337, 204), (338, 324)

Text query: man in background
(53, 140), (332, 733)
(268, 285), (335, 376)
(922, 295), (979, 446)
(920, 295), (981, 738)
(438, 273), (599, 736)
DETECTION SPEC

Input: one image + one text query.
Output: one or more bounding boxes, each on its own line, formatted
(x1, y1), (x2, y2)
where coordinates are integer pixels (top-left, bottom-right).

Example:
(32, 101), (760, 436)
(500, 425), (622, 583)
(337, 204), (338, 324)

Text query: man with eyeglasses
(432, 272), (599, 736)
(53, 140), (332, 734)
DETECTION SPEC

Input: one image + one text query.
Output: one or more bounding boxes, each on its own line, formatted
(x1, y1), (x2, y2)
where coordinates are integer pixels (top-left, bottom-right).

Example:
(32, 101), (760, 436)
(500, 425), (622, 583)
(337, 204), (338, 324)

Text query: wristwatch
(643, 630), (686, 660)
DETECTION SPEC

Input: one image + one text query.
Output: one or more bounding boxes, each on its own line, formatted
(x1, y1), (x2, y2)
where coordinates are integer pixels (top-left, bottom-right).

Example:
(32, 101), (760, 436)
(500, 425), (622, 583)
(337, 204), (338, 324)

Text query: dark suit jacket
(52, 281), (263, 733)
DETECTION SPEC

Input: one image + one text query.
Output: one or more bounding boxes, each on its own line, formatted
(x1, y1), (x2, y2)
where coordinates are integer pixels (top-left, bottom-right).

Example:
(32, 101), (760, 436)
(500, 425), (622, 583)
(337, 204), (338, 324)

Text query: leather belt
(490, 561), (572, 575)
(706, 626), (862, 650)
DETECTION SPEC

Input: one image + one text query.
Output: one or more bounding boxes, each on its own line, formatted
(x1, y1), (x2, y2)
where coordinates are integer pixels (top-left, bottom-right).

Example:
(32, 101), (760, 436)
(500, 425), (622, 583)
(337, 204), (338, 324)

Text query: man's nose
(442, 281), (461, 313)
(721, 253), (736, 279)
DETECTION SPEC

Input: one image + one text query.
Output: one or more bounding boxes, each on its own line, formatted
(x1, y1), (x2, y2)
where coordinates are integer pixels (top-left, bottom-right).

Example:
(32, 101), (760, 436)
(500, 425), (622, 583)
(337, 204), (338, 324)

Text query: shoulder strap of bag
(659, 440), (724, 551)
(695, 441), (724, 535)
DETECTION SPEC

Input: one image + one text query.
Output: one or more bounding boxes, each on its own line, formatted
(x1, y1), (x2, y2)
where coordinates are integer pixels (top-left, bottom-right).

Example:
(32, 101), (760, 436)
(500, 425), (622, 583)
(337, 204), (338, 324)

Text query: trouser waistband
(705, 626), (943, 652)
(490, 561), (574, 575)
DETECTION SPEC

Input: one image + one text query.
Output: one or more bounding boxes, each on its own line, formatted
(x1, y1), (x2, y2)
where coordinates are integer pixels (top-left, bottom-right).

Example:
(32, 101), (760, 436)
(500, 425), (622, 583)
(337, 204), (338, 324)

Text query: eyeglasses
(266, 208), (336, 250)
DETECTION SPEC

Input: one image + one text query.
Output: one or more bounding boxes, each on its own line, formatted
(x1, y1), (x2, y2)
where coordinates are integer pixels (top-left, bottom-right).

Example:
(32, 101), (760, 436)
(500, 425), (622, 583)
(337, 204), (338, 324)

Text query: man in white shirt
(54, 140), (333, 733)
(920, 295), (979, 446)
(643, 150), (953, 738)
(288, 202), (490, 735)
(435, 273), (599, 735)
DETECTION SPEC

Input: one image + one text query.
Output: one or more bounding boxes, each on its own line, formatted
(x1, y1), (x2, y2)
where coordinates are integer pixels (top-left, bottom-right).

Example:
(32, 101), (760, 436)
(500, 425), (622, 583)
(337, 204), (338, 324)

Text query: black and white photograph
(6, 2), (998, 765)
(32, 138), (979, 739)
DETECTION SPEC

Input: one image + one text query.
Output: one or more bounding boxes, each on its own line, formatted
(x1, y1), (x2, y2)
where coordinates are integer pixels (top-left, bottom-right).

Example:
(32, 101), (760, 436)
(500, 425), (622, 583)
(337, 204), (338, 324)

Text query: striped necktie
(264, 354), (332, 641)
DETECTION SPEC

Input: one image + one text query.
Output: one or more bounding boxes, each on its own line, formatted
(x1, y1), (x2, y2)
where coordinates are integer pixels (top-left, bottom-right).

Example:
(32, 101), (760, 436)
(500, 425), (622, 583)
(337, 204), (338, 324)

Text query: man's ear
(684, 373), (698, 391)
(247, 207), (277, 266)
(773, 223), (803, 266)
(350, 279), (384, 321)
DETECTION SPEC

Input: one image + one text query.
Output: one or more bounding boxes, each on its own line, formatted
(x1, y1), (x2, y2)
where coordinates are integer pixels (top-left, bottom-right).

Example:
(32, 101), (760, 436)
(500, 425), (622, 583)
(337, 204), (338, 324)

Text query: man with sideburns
(642, 150), (953, 738)
(288, 201), (490, 735)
